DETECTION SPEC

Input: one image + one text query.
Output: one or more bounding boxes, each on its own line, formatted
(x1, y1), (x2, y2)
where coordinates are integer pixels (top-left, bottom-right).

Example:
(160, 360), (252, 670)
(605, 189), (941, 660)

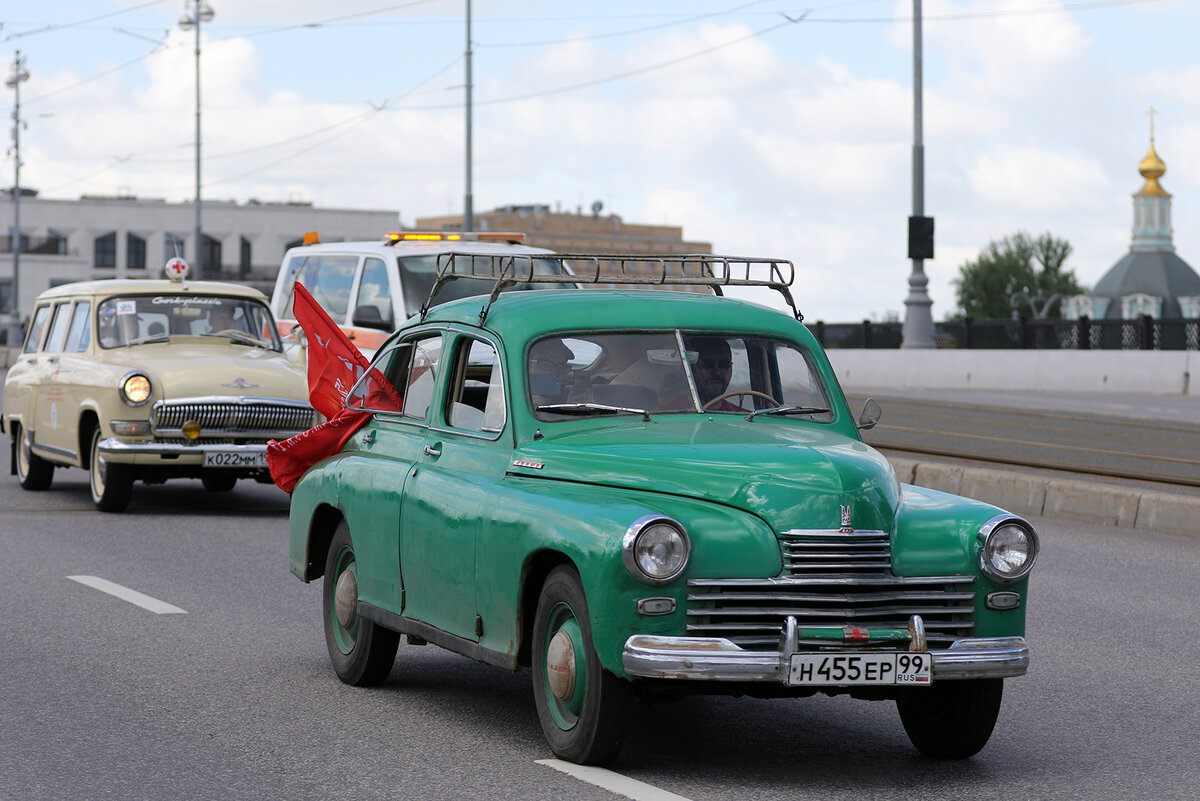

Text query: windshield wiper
(123, 334), (169, 347)
(745, 404), (830, 421)
(200, 331), (271, 349)
(537, 402), (651, 422)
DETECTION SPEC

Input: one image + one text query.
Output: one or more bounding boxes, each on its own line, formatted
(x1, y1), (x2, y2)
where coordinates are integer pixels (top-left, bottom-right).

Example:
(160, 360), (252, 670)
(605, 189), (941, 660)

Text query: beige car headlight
(120, 372), (153, 406)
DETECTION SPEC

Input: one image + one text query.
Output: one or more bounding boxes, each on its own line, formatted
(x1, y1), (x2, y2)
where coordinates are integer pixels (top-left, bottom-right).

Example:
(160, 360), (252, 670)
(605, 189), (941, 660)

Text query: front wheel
(14, 425), (54, 490)
(322, 520), (399, 686)
(532, 565), (634, 765)
(89, 427), (133, 512)
(896, 678), (1004, 758)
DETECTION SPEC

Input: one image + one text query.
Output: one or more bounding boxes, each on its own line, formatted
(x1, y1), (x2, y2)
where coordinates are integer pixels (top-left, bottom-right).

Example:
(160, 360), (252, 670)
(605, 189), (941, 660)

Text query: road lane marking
(536, 759), (694, 801)
(67, 576), (187, 615)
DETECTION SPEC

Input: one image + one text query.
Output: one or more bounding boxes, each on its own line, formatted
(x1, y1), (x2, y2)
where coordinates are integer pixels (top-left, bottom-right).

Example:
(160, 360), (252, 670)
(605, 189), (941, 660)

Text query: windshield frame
(525, 328), (834, 423)
(95, 293), (283, 351)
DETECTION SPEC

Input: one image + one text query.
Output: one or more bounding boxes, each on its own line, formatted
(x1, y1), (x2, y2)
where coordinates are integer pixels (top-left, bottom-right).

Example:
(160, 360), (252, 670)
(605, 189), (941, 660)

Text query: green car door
(398, 333), (511, 641)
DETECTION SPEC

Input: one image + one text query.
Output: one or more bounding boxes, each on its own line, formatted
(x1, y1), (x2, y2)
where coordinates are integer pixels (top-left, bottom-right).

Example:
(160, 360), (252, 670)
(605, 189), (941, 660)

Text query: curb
(888, 456), (1200, 538)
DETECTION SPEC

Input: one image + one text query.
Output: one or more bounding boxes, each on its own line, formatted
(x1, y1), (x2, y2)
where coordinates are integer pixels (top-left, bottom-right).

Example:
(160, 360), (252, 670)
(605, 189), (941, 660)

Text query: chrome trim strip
(622, 634), (1028, 682)
(30, 441), (77, 460)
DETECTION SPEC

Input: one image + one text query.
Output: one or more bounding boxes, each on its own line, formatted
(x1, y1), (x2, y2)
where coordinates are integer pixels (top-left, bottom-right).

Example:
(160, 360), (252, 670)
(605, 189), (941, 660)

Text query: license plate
(788, 652), (932, 686)
(203, 451), (267, 468)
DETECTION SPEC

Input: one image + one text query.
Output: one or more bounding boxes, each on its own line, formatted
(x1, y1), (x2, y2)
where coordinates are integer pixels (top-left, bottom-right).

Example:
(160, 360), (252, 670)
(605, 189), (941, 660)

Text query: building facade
(416, 203), (712, 256)
(0, 194), (399, 328)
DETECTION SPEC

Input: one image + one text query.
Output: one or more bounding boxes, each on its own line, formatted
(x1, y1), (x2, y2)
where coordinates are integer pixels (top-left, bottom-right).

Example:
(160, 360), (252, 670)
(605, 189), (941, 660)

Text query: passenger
(205, 304), (245, 334)
(529, 338), (573, 408)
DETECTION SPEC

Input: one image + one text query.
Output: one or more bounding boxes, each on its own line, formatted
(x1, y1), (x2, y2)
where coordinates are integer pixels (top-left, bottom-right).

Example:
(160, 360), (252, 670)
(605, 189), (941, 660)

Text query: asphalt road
(846, 389), (1200, 488)
(2, 444), (1199, 800)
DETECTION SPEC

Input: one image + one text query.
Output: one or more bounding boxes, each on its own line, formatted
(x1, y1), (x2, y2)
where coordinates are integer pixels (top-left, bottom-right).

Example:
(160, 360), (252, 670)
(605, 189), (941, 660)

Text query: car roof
(34, 279), (270, 302)
(419, 289), (806, 344)
(286, 239), (556, 258)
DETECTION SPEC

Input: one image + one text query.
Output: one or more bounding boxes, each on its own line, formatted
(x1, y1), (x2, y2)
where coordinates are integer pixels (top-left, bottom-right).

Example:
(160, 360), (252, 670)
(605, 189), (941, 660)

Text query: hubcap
(546, 630), (577, 701)
(334, 567), (358, 628)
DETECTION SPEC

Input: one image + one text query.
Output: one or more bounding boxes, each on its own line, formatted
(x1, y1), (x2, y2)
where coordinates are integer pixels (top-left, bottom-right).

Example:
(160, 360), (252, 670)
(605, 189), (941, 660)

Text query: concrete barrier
(890, 454), (1200, 539)
(828, 349), (1196, 396)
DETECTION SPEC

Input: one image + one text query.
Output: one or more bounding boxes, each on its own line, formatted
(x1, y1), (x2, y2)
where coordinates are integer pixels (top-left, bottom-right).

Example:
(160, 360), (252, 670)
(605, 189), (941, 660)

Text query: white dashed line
(67, 576), (187, 615)
(536, 759), (694, 801)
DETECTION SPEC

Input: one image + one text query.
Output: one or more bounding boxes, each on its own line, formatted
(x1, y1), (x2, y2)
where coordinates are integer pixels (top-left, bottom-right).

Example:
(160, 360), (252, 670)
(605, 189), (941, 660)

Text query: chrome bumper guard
(623, 614), (1028, 683)
(98, 438), (267, 461)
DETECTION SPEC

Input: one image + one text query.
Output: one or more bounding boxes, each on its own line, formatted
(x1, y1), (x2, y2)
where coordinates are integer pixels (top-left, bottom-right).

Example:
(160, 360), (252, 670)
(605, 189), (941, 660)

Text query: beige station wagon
(3, 276), (315, 512)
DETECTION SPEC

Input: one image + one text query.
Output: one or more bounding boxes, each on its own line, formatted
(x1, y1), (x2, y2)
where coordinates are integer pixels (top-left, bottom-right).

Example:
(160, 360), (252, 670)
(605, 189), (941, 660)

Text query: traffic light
(908, 216), (934, 260)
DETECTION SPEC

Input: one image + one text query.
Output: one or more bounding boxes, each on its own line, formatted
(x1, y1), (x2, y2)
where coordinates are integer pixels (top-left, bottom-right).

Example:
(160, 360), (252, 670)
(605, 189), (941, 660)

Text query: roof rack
(420, 252), (801, 323)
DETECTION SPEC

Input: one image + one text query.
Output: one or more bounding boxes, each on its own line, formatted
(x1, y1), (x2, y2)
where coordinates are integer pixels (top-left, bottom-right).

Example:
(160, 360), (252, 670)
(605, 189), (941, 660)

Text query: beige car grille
(151, 399), (314, 438)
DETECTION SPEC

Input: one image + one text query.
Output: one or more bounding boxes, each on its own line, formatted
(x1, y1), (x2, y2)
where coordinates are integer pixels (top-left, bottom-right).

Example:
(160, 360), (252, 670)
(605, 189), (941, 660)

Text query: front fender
(477, 476), (781, 677)
(893, 483), (1033, 638)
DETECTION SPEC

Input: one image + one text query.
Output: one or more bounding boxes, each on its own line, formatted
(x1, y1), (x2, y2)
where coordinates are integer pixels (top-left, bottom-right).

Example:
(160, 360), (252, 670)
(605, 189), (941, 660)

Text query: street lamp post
(178, 1), (214, 278)
(7, 51), (29, 340)
(902, 0), (935, 349)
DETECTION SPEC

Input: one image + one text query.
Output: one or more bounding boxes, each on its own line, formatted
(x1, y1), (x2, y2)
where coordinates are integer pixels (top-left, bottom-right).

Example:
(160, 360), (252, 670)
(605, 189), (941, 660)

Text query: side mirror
(857, 398), (882, 431)
(351, 305), (393, 332)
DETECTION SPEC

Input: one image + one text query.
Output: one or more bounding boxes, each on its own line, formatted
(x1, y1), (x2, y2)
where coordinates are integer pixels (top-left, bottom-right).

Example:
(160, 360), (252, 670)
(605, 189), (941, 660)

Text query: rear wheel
(14, 425), (54, 491)
(89, 427), (133, 512)
(201, 473), (237, 492)
(897, 678), (1004, 758)
(532, 565), (634, 765)
(322, 520), (399, 686)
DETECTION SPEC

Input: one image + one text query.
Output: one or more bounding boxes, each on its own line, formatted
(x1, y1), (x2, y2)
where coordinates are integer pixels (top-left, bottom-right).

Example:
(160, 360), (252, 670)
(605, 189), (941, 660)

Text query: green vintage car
(287, 254), (1037, 765)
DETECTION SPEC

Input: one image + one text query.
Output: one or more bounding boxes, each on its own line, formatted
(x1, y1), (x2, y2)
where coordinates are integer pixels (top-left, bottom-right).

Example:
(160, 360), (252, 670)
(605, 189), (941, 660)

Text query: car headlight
(976, 515), (1039, 583)
(120, 372), (152, 406)
(622, 515), (690, 585)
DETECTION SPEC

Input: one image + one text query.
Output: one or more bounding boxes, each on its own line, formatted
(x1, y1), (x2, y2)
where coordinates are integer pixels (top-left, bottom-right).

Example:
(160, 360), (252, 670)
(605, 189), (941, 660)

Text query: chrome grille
(782, 528), (891, 574)
(152, 398), (314, 437)
(687, 529), (975, 650)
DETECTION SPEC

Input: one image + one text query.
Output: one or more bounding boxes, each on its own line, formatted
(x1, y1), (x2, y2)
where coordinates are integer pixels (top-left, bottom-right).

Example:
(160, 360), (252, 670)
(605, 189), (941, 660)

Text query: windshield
(399, 255), (572, 316)
(528, 331), (832, 421)
(96, 294), (281, 350)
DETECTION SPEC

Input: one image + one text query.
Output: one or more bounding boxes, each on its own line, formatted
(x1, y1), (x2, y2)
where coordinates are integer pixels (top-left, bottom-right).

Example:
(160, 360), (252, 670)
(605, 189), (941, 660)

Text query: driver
(529, 338), (573, 408)
(658, 336), (741, 411)
(206, 304), (245, 334)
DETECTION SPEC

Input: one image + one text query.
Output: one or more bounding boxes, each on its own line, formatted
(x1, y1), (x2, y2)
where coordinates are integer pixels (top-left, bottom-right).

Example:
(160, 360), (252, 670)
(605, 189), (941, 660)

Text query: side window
(290, 255), (359, 322)
(402, 335), (443, 421)
(23, 305), (51, 353)
(43, 303), (72, 352)
(64, 301), (92, 352)
(447, 338), (505, 434)
(353, 257), (393, 329)
(349, 341), (410, 414)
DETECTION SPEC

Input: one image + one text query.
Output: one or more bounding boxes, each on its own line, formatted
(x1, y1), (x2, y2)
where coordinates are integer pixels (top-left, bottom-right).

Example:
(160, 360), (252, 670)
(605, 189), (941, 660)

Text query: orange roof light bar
(382, 232), (525, 244)
(302, 231), (320, 245)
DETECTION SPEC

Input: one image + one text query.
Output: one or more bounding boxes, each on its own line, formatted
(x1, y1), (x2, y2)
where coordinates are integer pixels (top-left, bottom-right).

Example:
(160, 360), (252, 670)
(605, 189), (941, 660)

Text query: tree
(952, 232), (1085, 319)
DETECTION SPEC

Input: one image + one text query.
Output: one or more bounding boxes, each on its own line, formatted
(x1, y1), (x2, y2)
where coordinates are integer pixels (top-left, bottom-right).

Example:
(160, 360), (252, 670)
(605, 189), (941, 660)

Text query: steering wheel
(703, 389), (780, 410)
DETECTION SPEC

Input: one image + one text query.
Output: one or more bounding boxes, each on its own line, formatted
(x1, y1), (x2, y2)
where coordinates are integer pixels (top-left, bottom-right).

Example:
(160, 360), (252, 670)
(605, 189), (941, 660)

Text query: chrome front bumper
(98, 438), (267, 466)
(623, 626), (1028, 683)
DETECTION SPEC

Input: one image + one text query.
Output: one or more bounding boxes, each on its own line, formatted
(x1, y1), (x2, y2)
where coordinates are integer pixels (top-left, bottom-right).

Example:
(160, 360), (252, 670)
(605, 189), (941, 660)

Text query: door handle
(361, 430), (376, 445)
(423, 444), (441, 458)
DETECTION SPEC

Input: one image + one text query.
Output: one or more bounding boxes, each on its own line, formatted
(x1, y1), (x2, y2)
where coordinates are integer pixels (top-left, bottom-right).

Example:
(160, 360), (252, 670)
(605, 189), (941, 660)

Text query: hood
(105, 343), (309, 403)
(511, 417), (900, 534)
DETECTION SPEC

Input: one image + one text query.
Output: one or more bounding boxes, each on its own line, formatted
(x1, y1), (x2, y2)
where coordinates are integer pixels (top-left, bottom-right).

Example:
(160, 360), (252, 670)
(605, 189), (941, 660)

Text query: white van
(269, 231), (570, 356)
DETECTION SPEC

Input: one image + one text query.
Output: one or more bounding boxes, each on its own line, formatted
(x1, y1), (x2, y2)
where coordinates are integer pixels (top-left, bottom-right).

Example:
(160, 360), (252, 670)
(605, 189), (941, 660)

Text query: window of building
(239, 236), (252, 277)
(94, 232), (116, 269)
(126, 233), (146, 270)
(202, 234), (222, 277)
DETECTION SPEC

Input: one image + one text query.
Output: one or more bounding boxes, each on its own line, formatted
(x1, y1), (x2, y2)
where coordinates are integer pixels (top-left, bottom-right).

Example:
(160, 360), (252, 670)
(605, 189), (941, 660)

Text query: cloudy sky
(2, 0), (1197, 321)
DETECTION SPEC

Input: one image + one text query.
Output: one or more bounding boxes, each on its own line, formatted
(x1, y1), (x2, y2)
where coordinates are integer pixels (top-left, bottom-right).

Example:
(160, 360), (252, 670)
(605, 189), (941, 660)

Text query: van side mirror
(351, 305), (393, 332)
(857, 398), (882, 431)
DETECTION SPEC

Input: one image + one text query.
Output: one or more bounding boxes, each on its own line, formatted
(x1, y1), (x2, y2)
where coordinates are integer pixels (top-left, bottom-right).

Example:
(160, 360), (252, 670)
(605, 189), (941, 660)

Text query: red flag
(267, 283), (401, 493)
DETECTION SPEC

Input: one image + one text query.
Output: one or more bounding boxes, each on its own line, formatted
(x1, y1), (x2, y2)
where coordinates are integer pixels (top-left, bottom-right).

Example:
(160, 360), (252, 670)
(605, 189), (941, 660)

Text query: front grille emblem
(221, 377), (259, 388)
(840, 505), (853, 532)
